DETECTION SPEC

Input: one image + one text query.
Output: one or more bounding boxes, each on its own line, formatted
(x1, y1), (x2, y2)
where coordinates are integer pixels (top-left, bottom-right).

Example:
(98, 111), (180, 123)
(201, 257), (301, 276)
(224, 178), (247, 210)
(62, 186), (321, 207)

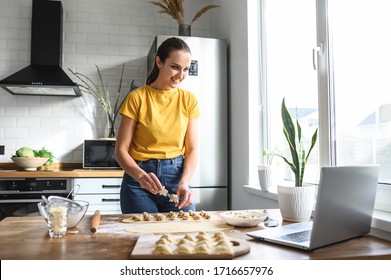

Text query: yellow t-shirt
(119, 85), (201, 161)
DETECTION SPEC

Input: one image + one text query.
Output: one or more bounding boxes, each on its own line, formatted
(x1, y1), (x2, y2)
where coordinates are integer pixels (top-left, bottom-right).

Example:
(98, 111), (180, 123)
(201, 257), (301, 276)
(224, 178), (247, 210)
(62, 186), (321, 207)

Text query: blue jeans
(120, 155), (196, 214)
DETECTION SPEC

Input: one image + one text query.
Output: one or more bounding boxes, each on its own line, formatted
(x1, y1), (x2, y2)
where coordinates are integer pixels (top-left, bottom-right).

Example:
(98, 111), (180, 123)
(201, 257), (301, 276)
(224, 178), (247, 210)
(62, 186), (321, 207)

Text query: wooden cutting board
(130, 233), (251, 260)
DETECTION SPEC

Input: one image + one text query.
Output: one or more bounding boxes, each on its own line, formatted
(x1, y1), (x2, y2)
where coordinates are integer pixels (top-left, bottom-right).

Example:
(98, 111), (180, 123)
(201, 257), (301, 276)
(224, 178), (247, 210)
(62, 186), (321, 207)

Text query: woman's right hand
(138, 172), (163, 194)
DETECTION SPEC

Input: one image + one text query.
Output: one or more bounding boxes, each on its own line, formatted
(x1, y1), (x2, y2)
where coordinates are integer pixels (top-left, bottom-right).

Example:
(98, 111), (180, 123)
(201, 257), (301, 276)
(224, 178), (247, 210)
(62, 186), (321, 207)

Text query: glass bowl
(38, 200), (89, 228)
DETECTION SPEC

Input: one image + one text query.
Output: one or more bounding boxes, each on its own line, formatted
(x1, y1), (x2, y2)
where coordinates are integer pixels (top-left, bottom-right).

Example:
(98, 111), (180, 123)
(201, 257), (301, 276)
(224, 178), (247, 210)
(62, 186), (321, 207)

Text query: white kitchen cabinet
(73, 178), (122, 215)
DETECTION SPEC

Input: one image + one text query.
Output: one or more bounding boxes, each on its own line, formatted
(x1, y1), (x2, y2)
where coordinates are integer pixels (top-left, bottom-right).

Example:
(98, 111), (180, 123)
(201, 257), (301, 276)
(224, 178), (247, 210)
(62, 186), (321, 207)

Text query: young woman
(115, 37), (200, 214)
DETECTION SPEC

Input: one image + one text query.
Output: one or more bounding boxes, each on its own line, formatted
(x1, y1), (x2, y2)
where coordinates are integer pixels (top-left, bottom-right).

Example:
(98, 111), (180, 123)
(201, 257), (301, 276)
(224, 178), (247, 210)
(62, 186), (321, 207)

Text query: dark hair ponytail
(146, 37), (191, 85)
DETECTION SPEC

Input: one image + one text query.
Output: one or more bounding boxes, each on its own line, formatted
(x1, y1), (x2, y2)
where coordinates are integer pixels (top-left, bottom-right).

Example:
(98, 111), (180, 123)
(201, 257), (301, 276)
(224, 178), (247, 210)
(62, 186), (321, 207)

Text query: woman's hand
(176, 183), (193, 209)
(138, 172), (163, 194)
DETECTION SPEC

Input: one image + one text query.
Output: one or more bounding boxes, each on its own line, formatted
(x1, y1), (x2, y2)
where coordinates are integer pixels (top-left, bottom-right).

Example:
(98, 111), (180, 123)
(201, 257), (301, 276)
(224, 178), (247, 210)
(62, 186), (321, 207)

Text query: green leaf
(280, 98), (318, 187)
(281, 98), (299, 175)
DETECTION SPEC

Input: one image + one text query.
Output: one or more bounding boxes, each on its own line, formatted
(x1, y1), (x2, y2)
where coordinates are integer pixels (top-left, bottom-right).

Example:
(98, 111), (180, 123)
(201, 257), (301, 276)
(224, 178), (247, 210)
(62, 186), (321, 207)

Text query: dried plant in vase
(69, 64), (137, 138)
(150, 0), (220, 36)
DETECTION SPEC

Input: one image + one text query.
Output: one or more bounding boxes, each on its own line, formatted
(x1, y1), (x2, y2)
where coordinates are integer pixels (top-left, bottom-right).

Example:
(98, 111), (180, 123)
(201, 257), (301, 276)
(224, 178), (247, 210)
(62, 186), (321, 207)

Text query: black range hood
(0, 0), (81, 97)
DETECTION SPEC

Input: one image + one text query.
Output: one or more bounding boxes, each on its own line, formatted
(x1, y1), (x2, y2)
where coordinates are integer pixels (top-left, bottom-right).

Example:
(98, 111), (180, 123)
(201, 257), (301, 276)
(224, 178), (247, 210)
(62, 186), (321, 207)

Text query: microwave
(83, 139), (120, 169)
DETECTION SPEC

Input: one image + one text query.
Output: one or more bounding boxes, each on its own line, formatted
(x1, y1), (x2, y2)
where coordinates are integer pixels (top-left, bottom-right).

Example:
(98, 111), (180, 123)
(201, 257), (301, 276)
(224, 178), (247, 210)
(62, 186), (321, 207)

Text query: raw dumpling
(160, 234), (175, 243)
(197, 234), (211, 242)
(152, 244), (173, 255)
(175, 243), (194, 254)
(196, 240), (213, 248)
(142, 212), (154, 221)
(215, 244), (234, 255)
(213, 231), (225, 239)
(195, 243), (210, 254)
(183, 233), (195, 241)
(216, 239), (232, 247)
(155, 238), (171, 246)
(155, 213), (165, 221)
(177, 238), (196, 247)
(193, 213), (202, 220)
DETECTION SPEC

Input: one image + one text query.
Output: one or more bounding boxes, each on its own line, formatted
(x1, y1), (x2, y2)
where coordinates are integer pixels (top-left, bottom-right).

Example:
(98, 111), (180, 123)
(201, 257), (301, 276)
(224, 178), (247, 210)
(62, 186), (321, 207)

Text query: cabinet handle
(101, 198), (120, 202)
(102, 185), (121, 189)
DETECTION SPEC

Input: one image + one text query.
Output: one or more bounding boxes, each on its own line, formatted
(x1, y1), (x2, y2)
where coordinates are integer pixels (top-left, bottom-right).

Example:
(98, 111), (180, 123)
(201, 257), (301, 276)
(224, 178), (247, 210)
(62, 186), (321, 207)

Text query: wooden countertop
(0, 163), (124, 178)
(1, 210), (390, 260)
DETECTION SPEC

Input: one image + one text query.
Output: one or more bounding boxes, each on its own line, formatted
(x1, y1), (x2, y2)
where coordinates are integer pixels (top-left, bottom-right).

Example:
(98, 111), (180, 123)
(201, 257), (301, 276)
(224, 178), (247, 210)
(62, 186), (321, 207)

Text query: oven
(0, 178), (72, 220)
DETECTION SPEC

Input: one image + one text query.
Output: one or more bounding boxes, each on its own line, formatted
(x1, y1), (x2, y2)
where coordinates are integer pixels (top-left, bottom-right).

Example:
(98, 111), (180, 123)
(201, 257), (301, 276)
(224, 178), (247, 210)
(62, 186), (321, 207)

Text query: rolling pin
(91, 210), (101, 233)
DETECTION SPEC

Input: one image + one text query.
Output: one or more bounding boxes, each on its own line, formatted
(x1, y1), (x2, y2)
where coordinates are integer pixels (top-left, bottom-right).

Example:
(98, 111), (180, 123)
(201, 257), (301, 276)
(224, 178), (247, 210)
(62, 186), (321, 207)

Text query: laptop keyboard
(279, 230), (312, 243)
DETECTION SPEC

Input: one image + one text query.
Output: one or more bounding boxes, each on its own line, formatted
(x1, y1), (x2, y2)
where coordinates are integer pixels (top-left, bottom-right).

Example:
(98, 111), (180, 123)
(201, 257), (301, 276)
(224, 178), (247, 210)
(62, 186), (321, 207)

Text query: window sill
(243, 184), (391, 240)
(243, 184), (278, 200)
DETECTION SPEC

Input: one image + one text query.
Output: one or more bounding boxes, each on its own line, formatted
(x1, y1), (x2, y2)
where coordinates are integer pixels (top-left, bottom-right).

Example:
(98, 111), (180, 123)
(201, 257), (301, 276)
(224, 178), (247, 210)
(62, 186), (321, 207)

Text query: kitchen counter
(1, 210), (390, 260)
(0, 163), (124, 178)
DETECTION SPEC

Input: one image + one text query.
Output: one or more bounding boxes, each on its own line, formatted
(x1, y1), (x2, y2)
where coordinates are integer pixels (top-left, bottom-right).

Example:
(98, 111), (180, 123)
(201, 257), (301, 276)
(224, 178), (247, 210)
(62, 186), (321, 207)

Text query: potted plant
(258, 148), (277, 192)
(149, 0), (220, 36)
(69, 65), (137, 139)
(274, 98), (318, 222)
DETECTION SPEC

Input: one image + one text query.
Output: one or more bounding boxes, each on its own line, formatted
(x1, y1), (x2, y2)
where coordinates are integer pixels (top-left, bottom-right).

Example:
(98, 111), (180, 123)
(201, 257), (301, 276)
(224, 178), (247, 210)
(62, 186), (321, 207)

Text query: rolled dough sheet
(125, 221), (234, 233)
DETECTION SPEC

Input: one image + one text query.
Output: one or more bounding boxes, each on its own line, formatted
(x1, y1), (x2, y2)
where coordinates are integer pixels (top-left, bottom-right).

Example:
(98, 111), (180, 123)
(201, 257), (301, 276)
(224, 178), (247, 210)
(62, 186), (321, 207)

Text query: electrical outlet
(0, 145), (4, 155)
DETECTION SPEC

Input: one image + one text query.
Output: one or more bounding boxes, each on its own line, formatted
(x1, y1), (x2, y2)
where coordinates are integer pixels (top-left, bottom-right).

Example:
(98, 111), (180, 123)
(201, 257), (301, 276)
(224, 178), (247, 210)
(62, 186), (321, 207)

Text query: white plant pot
(277, 184), (316, 222)
(258, 165), (275, 192)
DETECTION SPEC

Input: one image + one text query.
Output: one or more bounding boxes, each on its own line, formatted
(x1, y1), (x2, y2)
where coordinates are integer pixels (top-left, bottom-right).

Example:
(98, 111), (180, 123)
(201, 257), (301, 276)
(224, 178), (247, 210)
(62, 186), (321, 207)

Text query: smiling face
(153, 50), (191, 90)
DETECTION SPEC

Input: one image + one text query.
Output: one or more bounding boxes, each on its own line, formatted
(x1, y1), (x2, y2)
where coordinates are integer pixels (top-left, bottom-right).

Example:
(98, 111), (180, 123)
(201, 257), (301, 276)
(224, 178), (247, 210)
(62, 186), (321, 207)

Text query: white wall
(0, 0), (213, 162)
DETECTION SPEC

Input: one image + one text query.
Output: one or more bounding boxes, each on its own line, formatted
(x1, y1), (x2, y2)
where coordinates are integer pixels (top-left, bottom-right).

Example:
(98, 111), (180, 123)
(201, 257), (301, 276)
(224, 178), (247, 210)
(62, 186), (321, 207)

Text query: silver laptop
(247, 165), (379, 250)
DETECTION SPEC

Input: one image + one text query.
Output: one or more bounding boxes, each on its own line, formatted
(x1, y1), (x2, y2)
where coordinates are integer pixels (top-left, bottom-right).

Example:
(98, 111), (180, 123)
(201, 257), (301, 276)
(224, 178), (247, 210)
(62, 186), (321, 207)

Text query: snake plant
(275, 98), (318, 187)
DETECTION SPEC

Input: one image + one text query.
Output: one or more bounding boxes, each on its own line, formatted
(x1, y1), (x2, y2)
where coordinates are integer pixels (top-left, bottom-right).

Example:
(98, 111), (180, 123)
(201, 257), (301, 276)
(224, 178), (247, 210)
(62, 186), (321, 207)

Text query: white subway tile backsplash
(77, 22), (99, 33)
(1, 51), (18, 61)
(0, 117), (16, 128)
(108, 14), (131, 25)
(29, 107), (51, 117)
(52, 107), (75, 118)
(109, 35), (130, 46)
(75, 43), (98, 54)
(5, 106), (28, 117)
(65, 53), (87, 64)
(28, 128), (51, 139)
(66, 11), (89, 23)
(0, 0), (213, 163)
(17, 117), (40, 128)
(98, 45), (120, 55)
(41, 118), (64, 129)
(0, 7), (20, 17)
(87, 34), (109, 44)
(99, 24), (120, 34)
(66, 33), (88, 44)
(17, 50), (29, 61)
(5, 128), (28, 139)
(86, 54), (109, 65)
(16, 95), (40, 106)
(7, 39), (29, 51)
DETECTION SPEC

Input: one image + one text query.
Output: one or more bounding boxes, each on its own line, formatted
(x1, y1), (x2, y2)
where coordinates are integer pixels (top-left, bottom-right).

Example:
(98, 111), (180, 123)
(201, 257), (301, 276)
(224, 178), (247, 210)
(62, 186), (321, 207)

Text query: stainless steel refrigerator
(147, 35), (228, 211)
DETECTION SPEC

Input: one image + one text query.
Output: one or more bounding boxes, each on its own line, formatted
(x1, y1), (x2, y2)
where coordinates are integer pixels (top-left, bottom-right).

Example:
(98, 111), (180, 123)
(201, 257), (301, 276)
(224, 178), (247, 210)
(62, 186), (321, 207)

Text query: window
(328, 0), (391, 183)
(260, 0), (391, 211)
(261, 0), (319, 184)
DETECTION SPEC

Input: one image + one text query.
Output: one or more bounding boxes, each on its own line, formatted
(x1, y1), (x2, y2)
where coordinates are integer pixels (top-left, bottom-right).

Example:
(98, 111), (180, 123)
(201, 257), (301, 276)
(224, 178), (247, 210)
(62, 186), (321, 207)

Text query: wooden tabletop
(0, 162), (124, 178)
(0, 210), (390, 260)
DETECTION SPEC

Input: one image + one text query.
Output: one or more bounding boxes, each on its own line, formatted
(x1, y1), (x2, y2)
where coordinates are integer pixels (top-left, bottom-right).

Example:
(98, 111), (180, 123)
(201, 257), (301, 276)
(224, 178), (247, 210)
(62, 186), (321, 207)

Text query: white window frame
(252, 0), (391, 235)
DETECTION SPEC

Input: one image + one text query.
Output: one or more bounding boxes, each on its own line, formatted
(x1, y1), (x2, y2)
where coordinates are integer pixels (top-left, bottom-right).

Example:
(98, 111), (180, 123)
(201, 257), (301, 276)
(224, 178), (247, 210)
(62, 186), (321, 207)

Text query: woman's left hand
(176, 183), (193, 209)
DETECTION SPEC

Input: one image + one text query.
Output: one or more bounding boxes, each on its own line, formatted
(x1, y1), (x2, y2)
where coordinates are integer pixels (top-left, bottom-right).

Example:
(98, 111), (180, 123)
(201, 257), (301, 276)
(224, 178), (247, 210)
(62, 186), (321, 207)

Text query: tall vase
(178, 24), (191, 36)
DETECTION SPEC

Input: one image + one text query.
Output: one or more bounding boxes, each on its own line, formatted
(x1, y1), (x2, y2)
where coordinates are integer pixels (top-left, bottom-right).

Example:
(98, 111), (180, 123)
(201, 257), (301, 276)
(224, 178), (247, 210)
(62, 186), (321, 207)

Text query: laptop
(247, 165), (379, 250)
